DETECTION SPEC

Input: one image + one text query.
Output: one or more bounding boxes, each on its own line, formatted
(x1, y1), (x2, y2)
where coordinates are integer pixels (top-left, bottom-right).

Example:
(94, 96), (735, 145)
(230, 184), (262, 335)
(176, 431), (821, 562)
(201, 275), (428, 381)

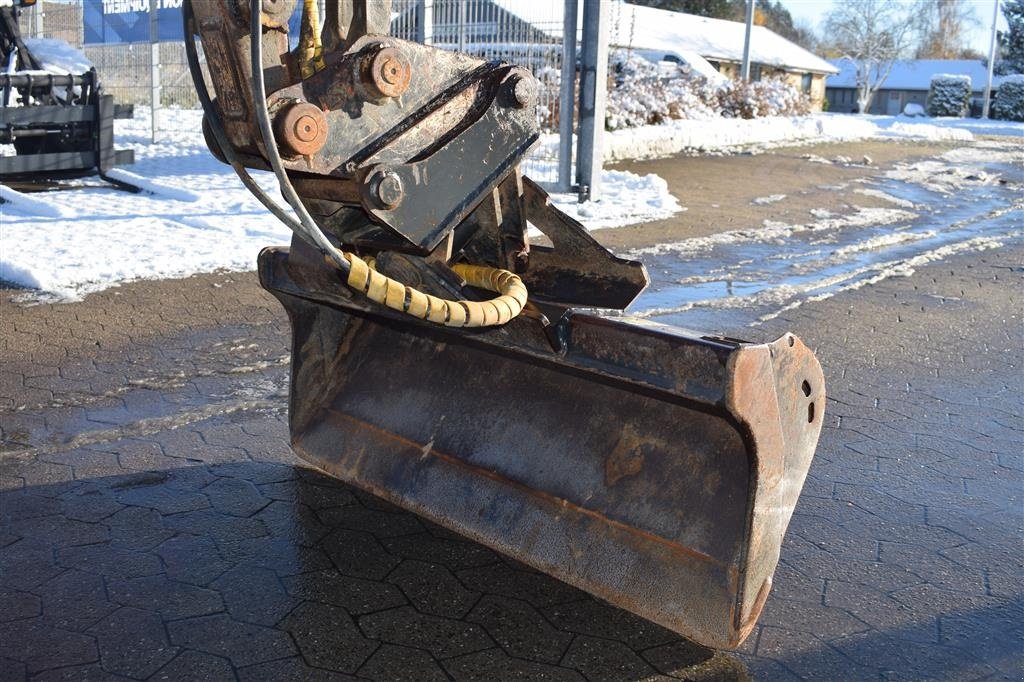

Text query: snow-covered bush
(717, 78), (811, 119)
(604, 50), (810, 129)
(606, 51), (721, 129)
(926, 75), (971, 117)
(992, 74), (1024, 121)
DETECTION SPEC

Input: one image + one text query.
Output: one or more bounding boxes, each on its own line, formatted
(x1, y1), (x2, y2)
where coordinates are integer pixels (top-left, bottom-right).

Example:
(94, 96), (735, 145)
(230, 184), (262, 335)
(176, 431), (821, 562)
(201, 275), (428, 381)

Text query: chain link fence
(20, 0), (585, 185)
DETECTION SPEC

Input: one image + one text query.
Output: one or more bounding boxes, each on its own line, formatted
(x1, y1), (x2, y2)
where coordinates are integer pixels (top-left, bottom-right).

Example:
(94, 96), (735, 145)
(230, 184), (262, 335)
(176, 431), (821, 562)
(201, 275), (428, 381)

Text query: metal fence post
(457, 0), (466, 53)
(416, 0), (433, 45)
(741, 0), (755, 82)
(32, 1), (44, 39)
(557, 0), (578, 193)
(149, 0), (160, 142)
(575, 0), (607, 202)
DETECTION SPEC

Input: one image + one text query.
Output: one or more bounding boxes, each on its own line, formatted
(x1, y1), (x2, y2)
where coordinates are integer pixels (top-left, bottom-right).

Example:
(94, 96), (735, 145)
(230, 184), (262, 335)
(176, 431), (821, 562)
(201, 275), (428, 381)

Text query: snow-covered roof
(608, 3), (838, 75)
(827, 59), (1011, 91)
(489, 0), (838, 75)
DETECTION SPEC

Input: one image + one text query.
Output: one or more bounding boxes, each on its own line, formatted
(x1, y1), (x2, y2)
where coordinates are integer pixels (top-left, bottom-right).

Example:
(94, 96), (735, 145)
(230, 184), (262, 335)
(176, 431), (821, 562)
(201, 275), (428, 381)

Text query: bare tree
(823, 0), (922, 113)
(916, 0), (980, 59)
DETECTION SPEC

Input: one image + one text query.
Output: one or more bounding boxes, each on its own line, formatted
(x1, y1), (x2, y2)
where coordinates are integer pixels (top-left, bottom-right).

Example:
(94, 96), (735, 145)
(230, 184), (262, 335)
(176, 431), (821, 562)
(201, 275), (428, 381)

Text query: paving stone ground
(1, 240), (1021, 681)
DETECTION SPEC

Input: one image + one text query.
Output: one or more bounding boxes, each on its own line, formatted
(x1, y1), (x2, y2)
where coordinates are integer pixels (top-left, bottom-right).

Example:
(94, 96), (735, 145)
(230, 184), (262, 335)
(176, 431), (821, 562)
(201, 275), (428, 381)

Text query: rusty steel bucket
(259, 243), (824, 649)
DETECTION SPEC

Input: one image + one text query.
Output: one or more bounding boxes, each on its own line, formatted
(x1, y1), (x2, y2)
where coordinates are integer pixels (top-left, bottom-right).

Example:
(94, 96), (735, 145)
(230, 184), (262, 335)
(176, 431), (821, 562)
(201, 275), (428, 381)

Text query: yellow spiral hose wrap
(336, 251), (528, 328)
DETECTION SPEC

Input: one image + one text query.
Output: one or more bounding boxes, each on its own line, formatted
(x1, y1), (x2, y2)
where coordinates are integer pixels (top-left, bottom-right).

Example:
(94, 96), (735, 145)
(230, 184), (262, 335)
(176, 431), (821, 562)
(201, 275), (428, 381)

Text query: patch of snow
(854, 188), (917, 208)
(903, 103), (926, 117)
(598, 112), (994, 163)
(103, 168), (203, 202)
(752, 194), (786, 205)
(627, 206), (916, 259)
(0, 184), (76, 219)
(884, 160), (1001, 195)
(22, 38), (92, 75)
(547, 168), (683, 232)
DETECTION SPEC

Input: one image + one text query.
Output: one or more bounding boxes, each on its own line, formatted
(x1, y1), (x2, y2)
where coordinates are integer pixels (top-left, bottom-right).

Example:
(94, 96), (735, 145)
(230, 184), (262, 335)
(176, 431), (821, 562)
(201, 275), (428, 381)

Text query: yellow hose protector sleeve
(337, 251), (527, 327)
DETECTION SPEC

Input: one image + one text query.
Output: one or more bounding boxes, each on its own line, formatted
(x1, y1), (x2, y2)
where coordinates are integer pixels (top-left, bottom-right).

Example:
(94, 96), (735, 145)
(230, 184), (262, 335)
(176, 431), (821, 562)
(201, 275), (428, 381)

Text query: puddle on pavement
(623, 156), (1024, 333)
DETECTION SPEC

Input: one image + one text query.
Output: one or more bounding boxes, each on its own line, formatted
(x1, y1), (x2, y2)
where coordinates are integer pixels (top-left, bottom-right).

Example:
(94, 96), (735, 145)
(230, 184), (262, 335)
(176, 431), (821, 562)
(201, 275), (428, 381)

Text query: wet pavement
(2, 178), (1023, 678)
(629, 139), (1023, 332)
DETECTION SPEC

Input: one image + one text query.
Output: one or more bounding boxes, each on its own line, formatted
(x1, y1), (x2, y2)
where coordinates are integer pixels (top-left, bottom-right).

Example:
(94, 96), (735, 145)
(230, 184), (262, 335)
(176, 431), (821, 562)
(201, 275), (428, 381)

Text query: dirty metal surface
(260, 246), (824, 649)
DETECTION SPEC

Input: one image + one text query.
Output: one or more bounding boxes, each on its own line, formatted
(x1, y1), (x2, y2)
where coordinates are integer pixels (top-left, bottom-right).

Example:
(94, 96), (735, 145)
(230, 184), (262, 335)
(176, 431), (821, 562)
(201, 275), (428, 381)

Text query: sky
(780, 0), (1009, 56)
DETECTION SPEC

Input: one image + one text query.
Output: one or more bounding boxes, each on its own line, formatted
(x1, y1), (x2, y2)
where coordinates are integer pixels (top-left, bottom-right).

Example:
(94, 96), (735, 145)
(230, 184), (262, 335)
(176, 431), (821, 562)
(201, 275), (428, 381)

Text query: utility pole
(575, 0), (608, 203)
(149, 0), (160, 142)
(741, 0), (755, 81)
(416, 0), (433, 45)
(982, 0), (1000, 119)
(558, 0), (578, 193)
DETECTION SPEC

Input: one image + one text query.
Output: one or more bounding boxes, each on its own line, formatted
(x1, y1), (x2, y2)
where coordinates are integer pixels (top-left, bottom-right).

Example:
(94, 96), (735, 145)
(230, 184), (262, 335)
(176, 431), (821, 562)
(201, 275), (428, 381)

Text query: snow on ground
(0, 109), (681, 300)
(627, 206), (918, 260)
(595, 112), (1022, 162)
(752, 194), (786, 205)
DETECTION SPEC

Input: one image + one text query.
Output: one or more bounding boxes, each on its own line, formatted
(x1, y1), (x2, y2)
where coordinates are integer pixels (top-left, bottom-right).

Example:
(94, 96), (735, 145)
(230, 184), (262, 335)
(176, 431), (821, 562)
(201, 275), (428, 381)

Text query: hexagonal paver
(8, 513), (109, 548)
(319, 528), (401, 580)
(465, 595), (571, 664)
(106, 574), (223, 620)
(237, 656), (359, 681)
(381, 533), (497, 571)
(388, 560), (480, 618)
(37, 569), (119, 631)
(202, 477), (270, 517)
(0, 588), (41, 622)
(56, 543), (163, 580)
(153, 535), (232, 586)
(282, 568), (407, 615)
(211, 564), (298, 626)
(87, 607), (180, 678)
(280, 601), (378, 672)
(255, 499), (330, 546)
(0, 617), (98, 673)
(359, 606), (493, 660)
(167, 613), (296, 666)
(455, 562), (585, 608)
(443, 648), (585, 681)
(150, 650), (235, 681)
(357, 644), (448, 682)
(316, 503), (424, 538)
(562, 635), (665, 681)
(541, 599), (679, 651)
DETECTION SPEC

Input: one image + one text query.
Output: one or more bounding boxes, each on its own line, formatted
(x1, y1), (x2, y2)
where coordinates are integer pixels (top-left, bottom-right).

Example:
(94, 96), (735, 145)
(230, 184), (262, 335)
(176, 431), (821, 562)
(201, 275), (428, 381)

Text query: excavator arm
(184, 0), (824, 649)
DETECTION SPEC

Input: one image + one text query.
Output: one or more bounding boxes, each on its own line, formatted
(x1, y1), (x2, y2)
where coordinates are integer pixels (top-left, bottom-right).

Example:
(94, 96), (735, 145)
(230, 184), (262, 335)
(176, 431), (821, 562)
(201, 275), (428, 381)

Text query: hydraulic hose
(188, 0), (528, 327)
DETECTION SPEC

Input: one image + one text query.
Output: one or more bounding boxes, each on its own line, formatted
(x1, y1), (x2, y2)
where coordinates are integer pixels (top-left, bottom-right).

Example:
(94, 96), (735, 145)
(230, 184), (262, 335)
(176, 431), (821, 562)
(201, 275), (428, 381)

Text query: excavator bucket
(184, 0), (825, 650)
(258, 240), (824, 649)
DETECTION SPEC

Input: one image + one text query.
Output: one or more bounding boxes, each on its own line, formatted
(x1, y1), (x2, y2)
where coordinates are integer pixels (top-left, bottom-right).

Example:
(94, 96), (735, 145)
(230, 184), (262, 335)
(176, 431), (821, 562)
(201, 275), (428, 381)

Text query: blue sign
(83, 0), (185, 45)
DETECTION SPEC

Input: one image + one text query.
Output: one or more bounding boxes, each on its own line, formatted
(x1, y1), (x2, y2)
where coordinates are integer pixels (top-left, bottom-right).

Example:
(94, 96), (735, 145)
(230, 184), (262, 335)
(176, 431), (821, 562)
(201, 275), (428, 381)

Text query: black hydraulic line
(181, 0), (349, 276)
(246, 0), (351, 275)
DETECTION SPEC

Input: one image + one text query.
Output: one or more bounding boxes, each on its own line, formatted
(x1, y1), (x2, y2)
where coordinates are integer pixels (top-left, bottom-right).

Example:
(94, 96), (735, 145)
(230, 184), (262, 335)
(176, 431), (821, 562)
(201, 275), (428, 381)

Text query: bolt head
(365, 47), (412, 99)
(274, 102), (327, 158)
(374, 172), (404, 209)
(508, 72), (537, 109)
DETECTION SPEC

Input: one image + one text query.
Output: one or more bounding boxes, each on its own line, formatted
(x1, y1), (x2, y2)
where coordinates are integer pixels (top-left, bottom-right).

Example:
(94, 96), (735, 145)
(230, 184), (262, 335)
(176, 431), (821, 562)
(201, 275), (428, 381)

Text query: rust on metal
(363, 45), (413, 99)
(274, 101), (328, 157)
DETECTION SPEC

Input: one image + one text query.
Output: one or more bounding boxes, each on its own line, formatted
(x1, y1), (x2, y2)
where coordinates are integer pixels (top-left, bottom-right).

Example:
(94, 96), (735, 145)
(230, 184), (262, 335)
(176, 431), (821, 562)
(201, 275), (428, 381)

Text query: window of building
(801, 73), (812, 93)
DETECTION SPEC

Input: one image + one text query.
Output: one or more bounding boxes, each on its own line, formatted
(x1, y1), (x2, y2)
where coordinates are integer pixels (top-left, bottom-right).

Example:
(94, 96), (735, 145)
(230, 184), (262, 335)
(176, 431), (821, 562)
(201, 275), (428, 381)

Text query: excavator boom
(184, 0), (824, 649)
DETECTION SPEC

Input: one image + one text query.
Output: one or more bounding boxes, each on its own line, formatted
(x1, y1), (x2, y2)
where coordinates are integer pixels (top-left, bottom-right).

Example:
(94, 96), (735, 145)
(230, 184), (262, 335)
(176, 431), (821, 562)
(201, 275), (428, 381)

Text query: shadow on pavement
(0, 459), (752, 680)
